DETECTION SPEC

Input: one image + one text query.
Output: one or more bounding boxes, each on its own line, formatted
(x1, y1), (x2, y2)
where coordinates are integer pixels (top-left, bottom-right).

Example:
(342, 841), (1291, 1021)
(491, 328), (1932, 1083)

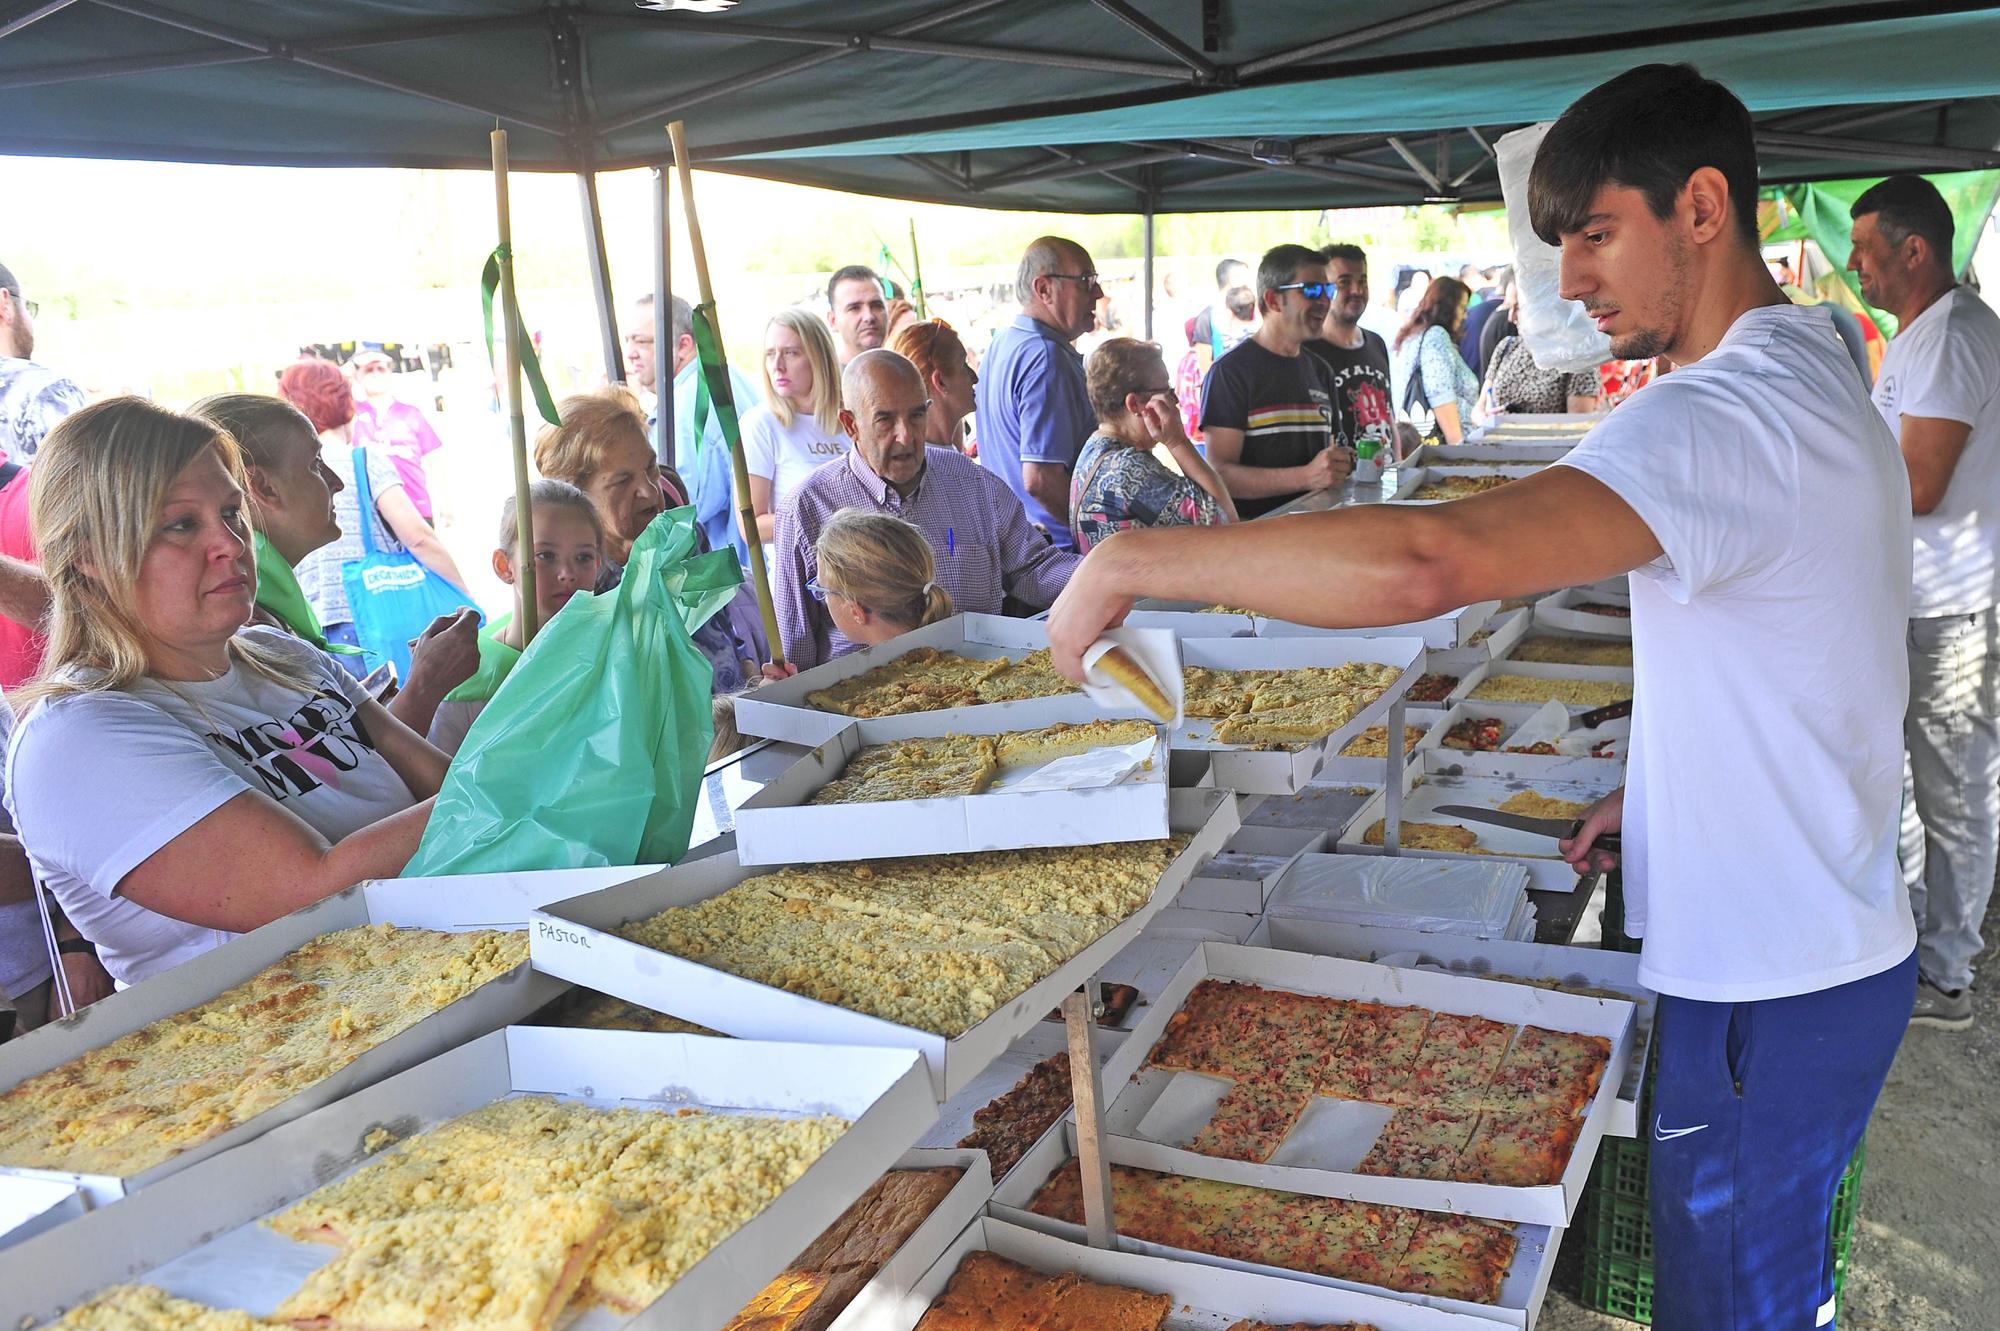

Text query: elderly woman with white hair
(3, 398), (443, 986)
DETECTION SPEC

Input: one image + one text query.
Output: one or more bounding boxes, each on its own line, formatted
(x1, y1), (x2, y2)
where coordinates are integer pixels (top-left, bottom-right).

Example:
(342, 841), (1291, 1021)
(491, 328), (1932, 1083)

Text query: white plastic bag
(1497, 122), (1612, 374)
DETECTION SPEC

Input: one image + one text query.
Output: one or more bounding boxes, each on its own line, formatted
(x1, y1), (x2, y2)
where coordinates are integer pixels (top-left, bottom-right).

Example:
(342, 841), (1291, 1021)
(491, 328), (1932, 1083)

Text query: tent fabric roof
(4, 0), (1999, 211)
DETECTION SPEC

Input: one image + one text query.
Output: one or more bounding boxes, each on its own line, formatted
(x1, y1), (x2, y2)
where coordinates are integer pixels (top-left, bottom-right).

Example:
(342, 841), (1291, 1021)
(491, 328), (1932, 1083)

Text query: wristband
(57, 938), (96, 956)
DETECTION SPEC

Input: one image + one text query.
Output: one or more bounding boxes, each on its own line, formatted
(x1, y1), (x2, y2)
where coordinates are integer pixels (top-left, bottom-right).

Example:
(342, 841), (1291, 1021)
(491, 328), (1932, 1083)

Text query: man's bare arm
(1020, 461), (1073, 526)
(1901, 415), (1974, 516)
(1202, 426), (1323, 499)
(1045, 466), (1662, 676)
(0, 556), (49, 632)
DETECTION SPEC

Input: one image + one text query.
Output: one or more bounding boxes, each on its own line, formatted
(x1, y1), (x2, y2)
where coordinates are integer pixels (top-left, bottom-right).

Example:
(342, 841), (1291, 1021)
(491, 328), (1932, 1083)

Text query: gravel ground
(1539, 937), (1999, 1331)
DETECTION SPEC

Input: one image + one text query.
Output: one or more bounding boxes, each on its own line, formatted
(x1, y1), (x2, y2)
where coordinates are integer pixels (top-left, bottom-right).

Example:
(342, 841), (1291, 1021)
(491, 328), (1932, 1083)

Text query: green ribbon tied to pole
(688, 302), (744, 465)
(480, 243), (562, 428)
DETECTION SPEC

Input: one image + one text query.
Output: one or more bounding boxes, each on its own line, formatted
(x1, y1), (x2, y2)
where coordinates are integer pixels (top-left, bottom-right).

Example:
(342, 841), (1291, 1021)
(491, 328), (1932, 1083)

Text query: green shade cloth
(253, 531), (360, 657)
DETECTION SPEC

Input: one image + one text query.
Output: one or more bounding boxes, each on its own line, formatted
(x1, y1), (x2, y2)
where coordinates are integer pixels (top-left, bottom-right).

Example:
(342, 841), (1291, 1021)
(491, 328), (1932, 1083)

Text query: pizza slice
(1456, 1109), (1584, 1187)
(1319, 1003), (1432, 1103)
(1039, 1278), (1173, 1331)
(958, 1053), (1070, 1179)
(1479, 1025), (1612, 1116)
(913, 1251), (1066, 1331)
(274, 1194), (615, 1331)
(1146, 979), (1272, 1079)
(43, 1286), (288, 1331)
(1304, 1197), (1422, 1290)
(1389, 1212), (1518, 1304)
(1187, 1073), (1315, 1162)
(1352, 1107), (1480, 1180)
(1404, 1012), (1516, 1109)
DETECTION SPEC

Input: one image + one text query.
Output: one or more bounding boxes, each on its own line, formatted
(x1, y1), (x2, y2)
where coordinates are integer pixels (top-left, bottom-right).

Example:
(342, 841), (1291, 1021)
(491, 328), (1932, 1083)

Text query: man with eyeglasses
(1199, 244), (1353, 518)
(1304, 244), (1396, 463)
(975, 236), (1102, 551)
(0, 262), (83, 466)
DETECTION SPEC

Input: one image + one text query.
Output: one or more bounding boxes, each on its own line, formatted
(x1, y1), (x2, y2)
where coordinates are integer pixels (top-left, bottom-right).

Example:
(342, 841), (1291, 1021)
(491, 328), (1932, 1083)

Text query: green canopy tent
(6, 0), (2000, 457)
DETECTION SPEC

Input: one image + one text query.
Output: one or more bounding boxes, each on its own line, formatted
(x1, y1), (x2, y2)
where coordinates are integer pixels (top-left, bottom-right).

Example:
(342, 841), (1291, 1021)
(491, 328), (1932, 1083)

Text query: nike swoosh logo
(1653, 1116), (1709, 1142)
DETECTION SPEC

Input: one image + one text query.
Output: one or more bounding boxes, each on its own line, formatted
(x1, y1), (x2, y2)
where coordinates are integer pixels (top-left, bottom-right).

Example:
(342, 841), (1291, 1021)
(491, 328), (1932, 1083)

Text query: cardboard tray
(0, 868), (625, 1208)
(1403, 442), (1576, 466)
(990, 1126), (1560, 1330)
(1411, 701), (1628, 782)
(1173, 636), (1427, 795)
(1532, 587), (1633, 639)
(3, 1027), (938, 1330)
(0, 1176), (84, 1253)
(1315, 704), (1453, 784)
(1120, 598), (1498, 652)
(1427, 607), (1533, 676)
(1386, 465), (1547, 504)
(1245, 919), (1654, 1139)
(915, 1020), (1130, 1187)
(897, 1216), (1508, 1331)
(1333, 761), (1616, 896)
(734, 614), (1133, 746)
(1092, 942), (1634, 1227)
(1455, 660), (1635, 714)
(731, 719), (1169, 866)
(529, 788), (1240, 1099)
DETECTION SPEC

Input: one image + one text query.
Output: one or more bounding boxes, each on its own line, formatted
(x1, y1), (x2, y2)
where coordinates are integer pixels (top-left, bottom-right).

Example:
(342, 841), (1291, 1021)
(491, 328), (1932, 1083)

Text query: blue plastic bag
(403, 506), (742, 875)
(341, 447), (478, 682)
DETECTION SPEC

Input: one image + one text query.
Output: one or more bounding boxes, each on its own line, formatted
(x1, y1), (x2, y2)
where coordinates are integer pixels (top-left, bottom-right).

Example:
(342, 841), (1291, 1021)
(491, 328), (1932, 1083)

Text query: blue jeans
(1649, 950), (1916, 1330)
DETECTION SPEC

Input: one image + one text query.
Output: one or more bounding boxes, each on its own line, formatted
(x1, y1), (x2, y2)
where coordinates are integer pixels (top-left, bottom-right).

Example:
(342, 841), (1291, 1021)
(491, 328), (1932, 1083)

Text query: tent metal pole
(0, 0), (78, 43)
(1142, 200), (1156, 341)
(578, 165), (623, 385)
(652, 164), (675, 469)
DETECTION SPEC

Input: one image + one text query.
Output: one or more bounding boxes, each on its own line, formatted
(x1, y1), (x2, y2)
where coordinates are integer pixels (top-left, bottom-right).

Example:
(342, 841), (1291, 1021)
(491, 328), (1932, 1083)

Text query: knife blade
(1432, 804), (1621, 854)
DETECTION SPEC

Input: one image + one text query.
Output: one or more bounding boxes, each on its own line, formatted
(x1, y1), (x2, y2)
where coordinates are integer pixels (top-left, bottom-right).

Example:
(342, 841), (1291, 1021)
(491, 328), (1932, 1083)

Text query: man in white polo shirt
(1848, 174), (2000, 1032)
(1045, 64), (1915, 1331)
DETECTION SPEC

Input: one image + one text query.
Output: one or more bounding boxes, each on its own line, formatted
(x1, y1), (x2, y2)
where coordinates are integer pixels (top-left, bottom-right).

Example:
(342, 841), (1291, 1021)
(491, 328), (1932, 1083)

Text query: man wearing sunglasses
(1198, 244), (1353, 518)
(0, 262), (83, 466)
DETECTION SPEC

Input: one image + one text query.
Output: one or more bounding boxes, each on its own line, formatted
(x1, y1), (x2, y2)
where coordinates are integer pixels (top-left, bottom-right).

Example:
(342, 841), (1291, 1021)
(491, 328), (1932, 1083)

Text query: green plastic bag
(404, 506), (742, 875)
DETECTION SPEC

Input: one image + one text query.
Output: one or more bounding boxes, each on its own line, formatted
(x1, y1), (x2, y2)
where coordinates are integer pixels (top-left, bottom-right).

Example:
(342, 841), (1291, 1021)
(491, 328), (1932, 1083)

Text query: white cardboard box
(897, 1215), (1506, 1331)
(915, 1021), (1129, 1185)
(0, 1177), (84, 1253)
(1456, 659), (1635, 714)
(731, 719), (1169, 865)
(1246, 919), (1653, 1138)
(1093, 942), (1633, 1227)
(1175, 636), (1426, 795)
(1532, 587), (1633, 639)
(1334, 761), (1617, 895)
(1404, 442), (1576, 466)
(0, 869), (602, 1208)
(1427, 607), (1533, 676)
(530, 788), (1240, 1099)
(1119, 598), (1498, 652)
(3, 1027), (938, 1330)
(1315, 704), (1452, 784)
(1386, 465), (1547, 504)
(735, 614), (1132, 746)
(1414, 701), (1628, 782)
(989, 1126), (1560, 1330)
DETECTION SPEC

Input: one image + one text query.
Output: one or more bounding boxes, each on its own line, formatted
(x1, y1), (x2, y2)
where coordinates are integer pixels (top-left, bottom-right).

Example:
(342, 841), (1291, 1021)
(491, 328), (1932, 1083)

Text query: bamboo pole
(668, 119), (784, 665)
(908, 217), (927, 319)
(491, 128), (539, 644)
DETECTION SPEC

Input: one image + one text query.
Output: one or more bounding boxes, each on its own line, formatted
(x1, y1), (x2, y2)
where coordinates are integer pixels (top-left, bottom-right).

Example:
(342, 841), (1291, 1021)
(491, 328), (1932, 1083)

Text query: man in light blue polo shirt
(974, 236), (1099, 551)
(626, 292), (759, 565)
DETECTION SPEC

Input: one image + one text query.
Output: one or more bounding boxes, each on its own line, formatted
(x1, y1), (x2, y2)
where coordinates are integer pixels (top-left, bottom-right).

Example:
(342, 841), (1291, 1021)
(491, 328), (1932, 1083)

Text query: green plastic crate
(1578, 1233), (1855, 1325)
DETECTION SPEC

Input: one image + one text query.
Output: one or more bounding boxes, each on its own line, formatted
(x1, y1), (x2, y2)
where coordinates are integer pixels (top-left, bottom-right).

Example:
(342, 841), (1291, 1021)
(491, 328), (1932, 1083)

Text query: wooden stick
(1062, 984), (1116, 1248)
(491, 127), (539, 644)
(667, 119), (785, 665)
(908, 217), (927, 319)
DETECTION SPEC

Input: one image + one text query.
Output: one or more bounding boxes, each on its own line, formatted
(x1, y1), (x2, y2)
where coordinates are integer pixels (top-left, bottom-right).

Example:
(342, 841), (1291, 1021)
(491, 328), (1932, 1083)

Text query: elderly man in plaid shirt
(772, 350), (1079, 670)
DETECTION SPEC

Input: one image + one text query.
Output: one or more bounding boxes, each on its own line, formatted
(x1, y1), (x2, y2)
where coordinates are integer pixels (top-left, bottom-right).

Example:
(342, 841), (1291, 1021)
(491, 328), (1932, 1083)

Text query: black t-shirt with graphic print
(1200, 338), (1339, 519)
(1304, 330), (1395, 456)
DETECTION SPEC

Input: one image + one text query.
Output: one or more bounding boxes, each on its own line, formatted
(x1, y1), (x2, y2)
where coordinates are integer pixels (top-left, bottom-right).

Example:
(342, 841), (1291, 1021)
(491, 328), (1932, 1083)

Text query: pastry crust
(0, 926), (528, 1177)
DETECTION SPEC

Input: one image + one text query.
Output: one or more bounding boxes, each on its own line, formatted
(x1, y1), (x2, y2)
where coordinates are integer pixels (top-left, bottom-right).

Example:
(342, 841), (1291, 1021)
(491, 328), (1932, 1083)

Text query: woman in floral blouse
(1070, 338), (1237, 554)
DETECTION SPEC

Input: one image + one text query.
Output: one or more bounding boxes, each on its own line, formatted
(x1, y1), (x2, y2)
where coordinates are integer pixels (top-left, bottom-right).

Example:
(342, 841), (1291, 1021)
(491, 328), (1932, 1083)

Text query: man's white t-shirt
(1558, 303), (1917, 1003)
(3, 629), (417, 987)
(739, 404), (851, 514)
(1870, 286), (2000, 617)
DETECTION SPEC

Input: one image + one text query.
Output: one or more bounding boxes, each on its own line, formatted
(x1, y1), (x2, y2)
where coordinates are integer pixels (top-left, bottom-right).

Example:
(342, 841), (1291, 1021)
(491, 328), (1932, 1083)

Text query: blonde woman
(807, 509), (953, 654)
(740, 308), (849, 544)
(3, 398), (444, 986)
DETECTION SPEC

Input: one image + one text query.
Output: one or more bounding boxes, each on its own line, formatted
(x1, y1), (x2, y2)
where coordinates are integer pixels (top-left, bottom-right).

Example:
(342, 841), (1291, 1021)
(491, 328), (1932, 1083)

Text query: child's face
(500, 504), (603, 625)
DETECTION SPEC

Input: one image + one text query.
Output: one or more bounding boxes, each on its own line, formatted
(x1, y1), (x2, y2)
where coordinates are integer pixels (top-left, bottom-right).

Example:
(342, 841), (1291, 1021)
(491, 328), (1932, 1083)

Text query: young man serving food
(1047, 64), (1915, 1331)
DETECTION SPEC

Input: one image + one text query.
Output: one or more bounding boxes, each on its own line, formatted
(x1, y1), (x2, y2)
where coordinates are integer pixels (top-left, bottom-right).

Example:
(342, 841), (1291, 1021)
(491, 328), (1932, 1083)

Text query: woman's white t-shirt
(739, 403), (851, 517)
(3, 628), (417, 987)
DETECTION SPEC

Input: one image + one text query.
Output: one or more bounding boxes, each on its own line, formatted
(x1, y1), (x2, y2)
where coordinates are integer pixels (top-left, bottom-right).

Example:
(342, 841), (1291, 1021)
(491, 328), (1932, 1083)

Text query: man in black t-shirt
(1199, 244), (1352, 519)
(1304, 243), (1395, 458)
